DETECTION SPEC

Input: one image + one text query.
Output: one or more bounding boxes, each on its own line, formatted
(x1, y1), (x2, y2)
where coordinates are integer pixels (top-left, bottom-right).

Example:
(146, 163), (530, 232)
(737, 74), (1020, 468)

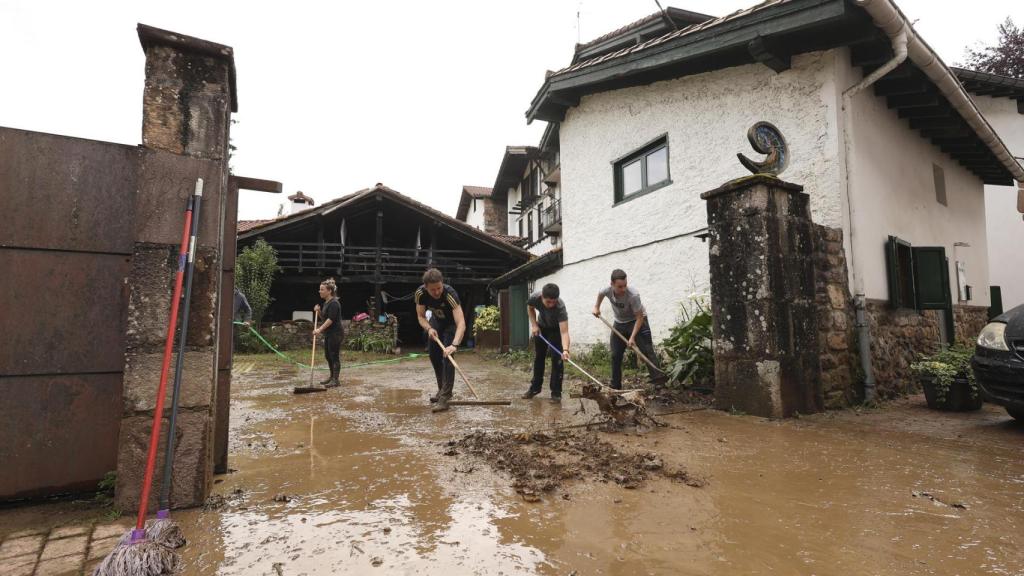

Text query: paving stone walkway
(0, 521), (132, 576)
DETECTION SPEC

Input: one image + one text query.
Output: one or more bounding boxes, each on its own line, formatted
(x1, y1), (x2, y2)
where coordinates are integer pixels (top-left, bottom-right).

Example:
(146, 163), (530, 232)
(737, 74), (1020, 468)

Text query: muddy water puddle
(4, 353), (1017, 575)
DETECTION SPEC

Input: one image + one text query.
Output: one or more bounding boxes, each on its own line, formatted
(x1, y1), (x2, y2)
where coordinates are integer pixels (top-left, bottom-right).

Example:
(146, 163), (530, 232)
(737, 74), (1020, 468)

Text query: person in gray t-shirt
(592, 269), (665, 389)
(524, 283), (570, 401)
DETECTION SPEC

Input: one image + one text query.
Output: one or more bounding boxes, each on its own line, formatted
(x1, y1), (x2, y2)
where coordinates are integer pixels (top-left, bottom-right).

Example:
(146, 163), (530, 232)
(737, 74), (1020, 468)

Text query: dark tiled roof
(555, 0), (788, 77)
(489, 247), (563, 289)
(239, 183), (529, 258)
(237, 219), (274, 233)
(952, 67), (1024, 102)
(490, 233), (528, 247)
(463, 186), (493, 198)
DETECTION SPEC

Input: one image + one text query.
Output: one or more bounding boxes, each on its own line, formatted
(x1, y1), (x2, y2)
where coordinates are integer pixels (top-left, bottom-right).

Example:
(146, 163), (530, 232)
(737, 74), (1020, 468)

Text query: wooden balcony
(269, 242), (512, 284)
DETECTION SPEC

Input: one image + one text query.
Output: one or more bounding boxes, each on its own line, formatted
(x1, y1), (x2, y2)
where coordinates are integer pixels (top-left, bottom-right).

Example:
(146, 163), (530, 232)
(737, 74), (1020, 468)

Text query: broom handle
(431, 332), (479, 400)
(595, 313), (665, 374)
(535, 332), (605, 388)
(134, 196), (194, 538)
(310, 310), (319, 381)
(158, 179), (203, 515)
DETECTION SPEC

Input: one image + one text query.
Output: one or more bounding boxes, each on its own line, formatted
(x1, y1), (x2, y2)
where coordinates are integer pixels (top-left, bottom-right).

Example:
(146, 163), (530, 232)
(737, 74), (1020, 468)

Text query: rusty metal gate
(0, 127), (138, 500)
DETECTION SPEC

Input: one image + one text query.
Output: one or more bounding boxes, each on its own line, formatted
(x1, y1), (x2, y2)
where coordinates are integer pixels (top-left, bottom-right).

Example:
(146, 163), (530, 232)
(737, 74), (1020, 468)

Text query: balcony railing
(540, 198), (561, 234)
(266, 242), (512, 281)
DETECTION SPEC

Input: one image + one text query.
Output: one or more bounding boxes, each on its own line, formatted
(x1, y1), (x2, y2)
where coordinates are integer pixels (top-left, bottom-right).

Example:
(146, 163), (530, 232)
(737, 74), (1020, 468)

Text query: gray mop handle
(159, 178), (204, 513)
(535, 332), (605, 387)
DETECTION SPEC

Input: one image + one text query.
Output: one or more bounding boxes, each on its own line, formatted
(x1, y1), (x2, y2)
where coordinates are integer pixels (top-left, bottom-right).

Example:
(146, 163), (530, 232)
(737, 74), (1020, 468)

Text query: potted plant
(910, 345), (982, 411)
(473, 305), (501, 350)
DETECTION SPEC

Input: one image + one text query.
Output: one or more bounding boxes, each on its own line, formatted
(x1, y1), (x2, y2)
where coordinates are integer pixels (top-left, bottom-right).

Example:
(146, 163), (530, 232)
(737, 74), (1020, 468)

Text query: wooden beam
(898, 106), (952, 119)
(850, 42), (892, 68)
(887, 93), (940, 109)
(908, 117), (963, 130)
(874, 77), (930, 96)
(231, 176), (284, 193)
(747, 35), (791, 73)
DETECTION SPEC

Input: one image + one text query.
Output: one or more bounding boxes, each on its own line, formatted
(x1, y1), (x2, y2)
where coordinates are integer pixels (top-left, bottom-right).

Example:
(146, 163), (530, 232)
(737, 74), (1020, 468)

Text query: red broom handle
(135, 199), (194, 532)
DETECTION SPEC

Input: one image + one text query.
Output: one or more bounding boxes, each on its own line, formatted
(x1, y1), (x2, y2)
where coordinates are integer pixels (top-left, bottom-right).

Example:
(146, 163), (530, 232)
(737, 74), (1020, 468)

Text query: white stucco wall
(551, 51), (845, 346)
(841, 56), (990, 307)
(464, 197), (486, 230)
(972, 95), (1024, 310)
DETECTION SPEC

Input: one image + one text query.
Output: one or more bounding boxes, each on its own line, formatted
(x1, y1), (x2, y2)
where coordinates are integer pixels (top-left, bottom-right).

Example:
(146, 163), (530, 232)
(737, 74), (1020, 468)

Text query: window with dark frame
(527, 211), (534, 244)
(536, 204), (543, 236)
(518, 218), (523, 238)
(614, 136), (671, 203)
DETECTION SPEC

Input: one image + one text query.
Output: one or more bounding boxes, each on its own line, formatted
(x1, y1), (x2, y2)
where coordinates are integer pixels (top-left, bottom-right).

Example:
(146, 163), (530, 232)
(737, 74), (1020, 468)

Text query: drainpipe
(841, 7), (908, 403)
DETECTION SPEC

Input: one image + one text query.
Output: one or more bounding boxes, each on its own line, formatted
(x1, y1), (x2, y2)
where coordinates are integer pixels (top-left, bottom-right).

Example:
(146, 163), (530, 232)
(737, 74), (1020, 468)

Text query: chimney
(288, 191), (315, 214)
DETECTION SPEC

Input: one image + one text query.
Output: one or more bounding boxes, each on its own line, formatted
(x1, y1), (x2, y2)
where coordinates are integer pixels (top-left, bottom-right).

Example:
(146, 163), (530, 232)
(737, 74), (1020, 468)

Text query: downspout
(841, 5), (908, 403)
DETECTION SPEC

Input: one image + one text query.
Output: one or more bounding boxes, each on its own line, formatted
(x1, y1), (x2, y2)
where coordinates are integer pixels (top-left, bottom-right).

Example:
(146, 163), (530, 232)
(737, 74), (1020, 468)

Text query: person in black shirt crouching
(313, 278), (343, 388)
(415, 268), (466, 413)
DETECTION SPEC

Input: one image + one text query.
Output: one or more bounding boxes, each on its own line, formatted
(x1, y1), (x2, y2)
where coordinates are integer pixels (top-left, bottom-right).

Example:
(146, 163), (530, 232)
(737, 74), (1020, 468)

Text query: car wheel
(1006, 408), (1024, 421)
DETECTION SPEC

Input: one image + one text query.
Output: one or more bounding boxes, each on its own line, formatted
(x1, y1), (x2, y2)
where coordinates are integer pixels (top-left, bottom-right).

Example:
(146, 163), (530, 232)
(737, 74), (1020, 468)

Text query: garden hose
(233, 321), (424, 370)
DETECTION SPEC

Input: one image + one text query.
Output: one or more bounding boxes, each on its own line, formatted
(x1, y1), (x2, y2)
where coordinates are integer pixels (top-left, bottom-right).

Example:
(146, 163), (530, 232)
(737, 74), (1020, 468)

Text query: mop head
(117, 519), (186, 549)
(92, 538), (179, 576)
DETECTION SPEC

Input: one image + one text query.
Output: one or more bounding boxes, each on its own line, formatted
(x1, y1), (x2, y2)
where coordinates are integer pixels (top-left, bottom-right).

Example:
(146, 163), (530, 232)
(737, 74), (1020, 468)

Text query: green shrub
(346, 331), (394, 354)
(660, 298), (714, 389)
(236, 238), (279, 326)
(910, 345), (977, 402)
(474, 305), (500, 337)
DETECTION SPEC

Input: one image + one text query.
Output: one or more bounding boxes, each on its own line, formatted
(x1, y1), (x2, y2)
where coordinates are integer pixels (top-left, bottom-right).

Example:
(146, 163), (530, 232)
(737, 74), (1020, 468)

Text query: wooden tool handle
(595, 313), (664, 374)
(309, 310), (319, 379)
(431, 332), (480, 400)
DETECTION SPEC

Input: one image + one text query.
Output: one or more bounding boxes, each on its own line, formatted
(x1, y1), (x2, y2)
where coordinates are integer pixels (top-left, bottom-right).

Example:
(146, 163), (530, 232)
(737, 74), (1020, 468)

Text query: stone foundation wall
(865, 301), (941, 398)
(345, 316), (399, 353)
(954, 305), (989, 347)
(811, 225), (858, 407)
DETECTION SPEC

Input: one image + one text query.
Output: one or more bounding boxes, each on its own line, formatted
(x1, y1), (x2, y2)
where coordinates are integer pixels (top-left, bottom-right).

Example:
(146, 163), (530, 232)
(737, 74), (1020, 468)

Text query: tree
(235, 238), (279, 326)
(961, 17), (1024, 78)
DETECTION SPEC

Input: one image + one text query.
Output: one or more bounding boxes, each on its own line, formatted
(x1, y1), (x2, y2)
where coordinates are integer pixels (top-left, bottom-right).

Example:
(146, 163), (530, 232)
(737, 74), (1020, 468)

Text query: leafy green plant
(660, 297), (714, 389)
(93, 471), (121, 518)
(345, 331), (394, 354)
(236, 238), (279, 327)
(910, 345), (978, 403)
(473, 305), (500, 337)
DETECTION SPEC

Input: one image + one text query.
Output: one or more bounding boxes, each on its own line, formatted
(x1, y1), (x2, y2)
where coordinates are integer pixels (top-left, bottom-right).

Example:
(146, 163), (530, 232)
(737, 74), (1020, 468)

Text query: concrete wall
(972, 95), (1024, 310)
(551, 51), (844, 347)
(840, 52), (990, 308)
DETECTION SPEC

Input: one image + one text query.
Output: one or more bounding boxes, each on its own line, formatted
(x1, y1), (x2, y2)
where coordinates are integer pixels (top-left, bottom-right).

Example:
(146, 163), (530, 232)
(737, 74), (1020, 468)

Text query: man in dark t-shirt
(524, 283), (570, 401)
(415, 268), (466, 412)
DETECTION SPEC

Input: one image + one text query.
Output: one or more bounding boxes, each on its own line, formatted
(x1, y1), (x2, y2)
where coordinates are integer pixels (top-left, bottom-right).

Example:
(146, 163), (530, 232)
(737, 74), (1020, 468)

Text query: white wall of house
(971, 94), (1024, 310)
(551, 51), (845, 347)
(840, 54), (991, 308)
(464, 197), (486, 230)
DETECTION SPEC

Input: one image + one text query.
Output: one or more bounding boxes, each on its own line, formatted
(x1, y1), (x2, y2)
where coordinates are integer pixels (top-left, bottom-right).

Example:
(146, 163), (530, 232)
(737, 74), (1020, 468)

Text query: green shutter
(886, 236), (915, 309)
(989, 286), (1003, 319)
(912, 247), (949, 310)
(509, 283), (529, 350)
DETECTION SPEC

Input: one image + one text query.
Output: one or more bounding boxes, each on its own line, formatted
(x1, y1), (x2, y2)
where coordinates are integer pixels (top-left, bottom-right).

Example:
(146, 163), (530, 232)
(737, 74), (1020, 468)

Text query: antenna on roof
(653, 0), (678, 31)
(576, 0), (582, 44)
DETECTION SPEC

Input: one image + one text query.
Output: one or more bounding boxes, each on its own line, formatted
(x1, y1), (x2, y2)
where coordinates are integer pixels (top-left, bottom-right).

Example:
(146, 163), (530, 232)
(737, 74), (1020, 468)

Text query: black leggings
(324, 332), (341, 375)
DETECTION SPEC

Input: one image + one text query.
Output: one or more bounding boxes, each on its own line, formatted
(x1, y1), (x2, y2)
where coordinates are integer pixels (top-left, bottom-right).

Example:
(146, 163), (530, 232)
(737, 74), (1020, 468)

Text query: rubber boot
(324, 362), (340, 388)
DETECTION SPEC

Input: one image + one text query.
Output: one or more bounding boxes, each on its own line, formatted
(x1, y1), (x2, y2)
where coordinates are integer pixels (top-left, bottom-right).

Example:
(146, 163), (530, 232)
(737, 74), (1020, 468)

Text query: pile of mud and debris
(446, 430), (705, 501)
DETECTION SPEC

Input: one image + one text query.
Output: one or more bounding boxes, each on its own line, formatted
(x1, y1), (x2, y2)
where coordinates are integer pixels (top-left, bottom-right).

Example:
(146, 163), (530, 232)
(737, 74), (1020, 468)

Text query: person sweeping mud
(524, 283), (569, 402)
(592, 269), (665, 389)
(415, 268), (466, 413)
(313, 278), (342, 388)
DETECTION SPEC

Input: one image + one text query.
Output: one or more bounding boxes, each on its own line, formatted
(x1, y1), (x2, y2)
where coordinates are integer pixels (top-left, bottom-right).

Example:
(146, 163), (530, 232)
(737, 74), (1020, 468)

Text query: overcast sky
(0, 0), (1018, 219)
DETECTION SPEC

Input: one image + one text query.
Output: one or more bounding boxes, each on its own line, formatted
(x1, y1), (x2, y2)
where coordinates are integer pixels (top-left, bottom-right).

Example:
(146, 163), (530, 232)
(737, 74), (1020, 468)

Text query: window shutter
(989, 286), (1003, 319)
(886, 236), (900, 308)
(911, 246), (949, 310)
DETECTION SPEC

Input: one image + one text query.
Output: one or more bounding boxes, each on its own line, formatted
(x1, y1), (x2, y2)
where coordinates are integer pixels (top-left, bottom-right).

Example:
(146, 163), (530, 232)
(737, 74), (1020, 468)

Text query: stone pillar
(115, 25), (235, 511)
(701, 175), (823, 418)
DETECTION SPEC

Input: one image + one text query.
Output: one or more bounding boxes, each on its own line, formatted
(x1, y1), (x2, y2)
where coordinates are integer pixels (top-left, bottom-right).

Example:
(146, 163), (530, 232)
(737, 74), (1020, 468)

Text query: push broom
(94, 189), (198, 576)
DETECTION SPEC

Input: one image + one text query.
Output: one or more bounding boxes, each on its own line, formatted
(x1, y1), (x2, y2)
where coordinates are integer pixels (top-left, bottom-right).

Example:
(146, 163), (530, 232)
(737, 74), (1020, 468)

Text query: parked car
(972, 303), (1024, 421)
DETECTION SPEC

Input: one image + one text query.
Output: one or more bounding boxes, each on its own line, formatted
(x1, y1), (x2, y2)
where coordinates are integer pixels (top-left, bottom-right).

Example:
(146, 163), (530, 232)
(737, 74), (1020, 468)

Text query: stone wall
(703, 175), (823, 418)
(345, 316), (400, 353)
(482, 198), (508, 235)
(954, 305), (989, 347)
(811, 225), (858, 407)
(865, 301), (941, 398)
(115, 25), (234, 512)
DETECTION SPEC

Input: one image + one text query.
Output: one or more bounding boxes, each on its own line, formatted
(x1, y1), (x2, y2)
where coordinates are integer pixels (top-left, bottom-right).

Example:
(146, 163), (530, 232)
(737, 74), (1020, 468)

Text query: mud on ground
(449, 429), (706, 499)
